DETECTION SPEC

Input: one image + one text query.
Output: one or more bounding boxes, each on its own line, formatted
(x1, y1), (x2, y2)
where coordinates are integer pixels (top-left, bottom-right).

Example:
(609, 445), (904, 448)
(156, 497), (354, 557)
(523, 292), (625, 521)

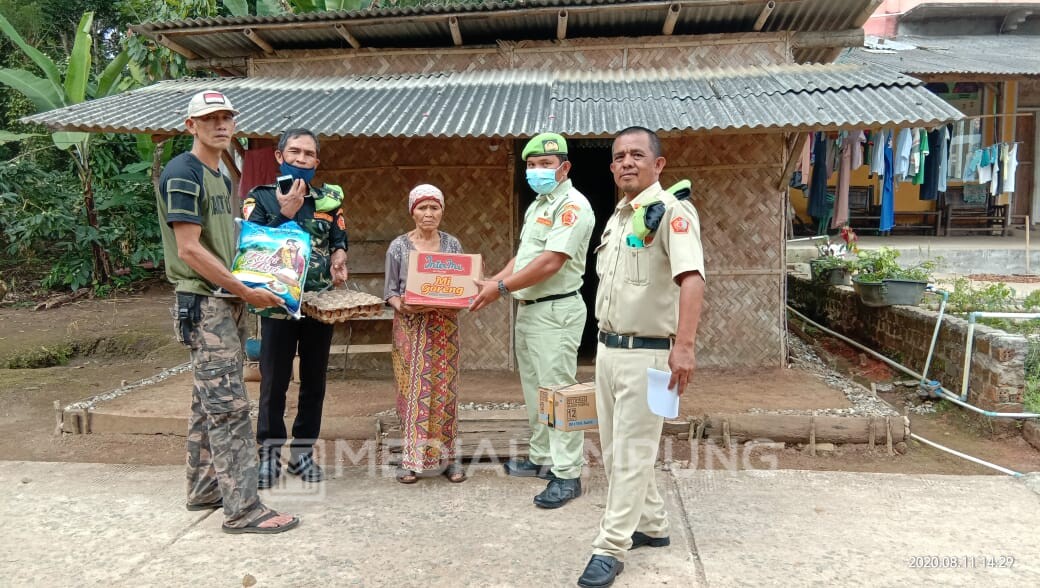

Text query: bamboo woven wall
(318, 136), (515, 370)
(660, 134), (787, 368)
(319, 133), (786, 371)
(251, 32), (790, 77)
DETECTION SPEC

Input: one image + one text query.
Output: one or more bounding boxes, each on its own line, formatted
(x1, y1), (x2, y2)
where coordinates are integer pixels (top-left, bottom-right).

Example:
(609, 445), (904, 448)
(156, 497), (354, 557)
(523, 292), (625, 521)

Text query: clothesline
(797, 126), (1021, 235)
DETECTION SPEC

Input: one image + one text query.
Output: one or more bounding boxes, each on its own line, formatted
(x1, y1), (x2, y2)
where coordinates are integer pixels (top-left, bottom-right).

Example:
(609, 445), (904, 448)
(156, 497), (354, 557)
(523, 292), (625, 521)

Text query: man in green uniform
(157, 90), (299, 534)
(471, 132), (594, 509)
(577, 126), (705, 587)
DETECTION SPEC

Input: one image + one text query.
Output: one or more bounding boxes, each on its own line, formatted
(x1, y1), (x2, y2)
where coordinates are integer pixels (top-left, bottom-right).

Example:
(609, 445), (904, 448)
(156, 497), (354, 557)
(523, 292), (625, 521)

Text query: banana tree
(0, 10), (134, 284)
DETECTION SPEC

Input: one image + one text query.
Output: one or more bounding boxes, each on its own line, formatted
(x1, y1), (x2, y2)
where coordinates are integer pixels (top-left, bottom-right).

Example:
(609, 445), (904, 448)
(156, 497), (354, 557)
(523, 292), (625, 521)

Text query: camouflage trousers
(181, 295), (265, 527)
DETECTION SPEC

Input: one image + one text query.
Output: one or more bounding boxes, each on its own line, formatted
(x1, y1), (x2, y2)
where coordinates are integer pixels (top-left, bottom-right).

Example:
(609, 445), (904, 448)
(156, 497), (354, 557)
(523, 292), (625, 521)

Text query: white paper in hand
(646, 368), (679, 418)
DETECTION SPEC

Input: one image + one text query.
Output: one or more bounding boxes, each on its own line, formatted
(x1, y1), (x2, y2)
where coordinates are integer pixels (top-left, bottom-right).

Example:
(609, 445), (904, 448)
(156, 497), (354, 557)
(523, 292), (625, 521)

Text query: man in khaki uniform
(471, 132), (594, 509)
(578, 126), (705, 587)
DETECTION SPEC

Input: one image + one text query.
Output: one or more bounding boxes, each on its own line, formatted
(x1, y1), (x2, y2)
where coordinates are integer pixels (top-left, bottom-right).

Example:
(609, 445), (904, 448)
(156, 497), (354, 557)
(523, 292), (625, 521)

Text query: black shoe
(631, 531), (670, 550)
(503, 458), (555, 479)
(533, 477), (581, 509)
(577, 555), (624, 588)
(257, 456), (281, 490)
(287, 453), (325, 483)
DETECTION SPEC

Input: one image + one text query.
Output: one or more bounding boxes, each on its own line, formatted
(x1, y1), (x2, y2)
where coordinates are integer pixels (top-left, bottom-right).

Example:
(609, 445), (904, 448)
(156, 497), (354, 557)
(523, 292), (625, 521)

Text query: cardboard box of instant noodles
(538, 382), (597, 432)
(403, 251), (482, 309)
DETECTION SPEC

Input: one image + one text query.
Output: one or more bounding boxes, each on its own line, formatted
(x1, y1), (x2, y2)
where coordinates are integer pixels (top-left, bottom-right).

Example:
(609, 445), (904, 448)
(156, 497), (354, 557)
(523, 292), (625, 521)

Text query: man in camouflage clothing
(243, 127), (348, 488)
(157, 90), (299, 534)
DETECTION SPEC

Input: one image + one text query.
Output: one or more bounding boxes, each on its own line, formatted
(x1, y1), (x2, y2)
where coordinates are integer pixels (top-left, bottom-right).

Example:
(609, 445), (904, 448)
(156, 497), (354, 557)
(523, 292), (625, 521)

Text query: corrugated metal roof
(841, 35), (1040, 76)
(133, 0), (878, 64)
(23, 63), (961, 138)
(900, 2), (1040, 21)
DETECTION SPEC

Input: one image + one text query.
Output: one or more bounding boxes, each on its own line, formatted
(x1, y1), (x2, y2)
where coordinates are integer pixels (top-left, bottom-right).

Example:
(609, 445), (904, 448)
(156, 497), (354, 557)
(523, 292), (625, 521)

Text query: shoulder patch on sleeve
(242, 198), (256, 219)
(561, 210), (578, 227)
(336, 215), (347, 230)
(166, 178), (201, 217)
(670, 216), (690, 234)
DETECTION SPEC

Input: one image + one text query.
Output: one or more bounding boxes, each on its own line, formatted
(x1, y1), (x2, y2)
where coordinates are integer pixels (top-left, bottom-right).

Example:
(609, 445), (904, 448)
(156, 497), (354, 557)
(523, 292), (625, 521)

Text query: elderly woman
(384, 184), (467, 484)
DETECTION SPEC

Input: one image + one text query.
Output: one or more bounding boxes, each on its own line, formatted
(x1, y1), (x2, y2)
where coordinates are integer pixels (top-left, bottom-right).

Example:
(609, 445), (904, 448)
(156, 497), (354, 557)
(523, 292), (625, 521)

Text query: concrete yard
(2, 461), (1038, 587)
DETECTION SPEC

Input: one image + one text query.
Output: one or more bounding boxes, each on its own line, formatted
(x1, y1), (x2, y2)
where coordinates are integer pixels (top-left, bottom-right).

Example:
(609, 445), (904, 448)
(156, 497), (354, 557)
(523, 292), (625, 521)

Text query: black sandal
(443, 463), (467, 483)
(396, 467), (419, 484)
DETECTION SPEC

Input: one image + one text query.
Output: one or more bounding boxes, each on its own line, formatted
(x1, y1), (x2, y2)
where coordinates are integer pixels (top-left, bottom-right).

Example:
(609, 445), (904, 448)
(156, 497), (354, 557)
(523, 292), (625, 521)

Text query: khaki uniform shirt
(513, 179), (595, 301)
(595, 181), (705, 338)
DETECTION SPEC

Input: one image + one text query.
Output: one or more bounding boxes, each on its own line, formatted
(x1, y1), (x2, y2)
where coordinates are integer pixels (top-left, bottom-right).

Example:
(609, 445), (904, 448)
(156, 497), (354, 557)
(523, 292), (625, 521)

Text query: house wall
(319, 136), (515, 371)
(250, 33), (791, 77)
(661, 134), (788, 368)
(248, 35), (791, 370)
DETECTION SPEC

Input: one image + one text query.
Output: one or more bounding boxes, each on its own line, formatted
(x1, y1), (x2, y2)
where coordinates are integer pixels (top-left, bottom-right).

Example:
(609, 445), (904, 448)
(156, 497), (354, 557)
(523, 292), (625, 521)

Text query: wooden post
(81, 408), (90, 434)
(449, 17), (463, 46)
(662, 3), (681, 36)
(886, 417), (894, 456)
(53, 400), (63, 435)
(722, 420), (731, 448)
(556, 10), (568, 40)
(694, 419), (706, 446)
(868, 418), (876, 449)
(809, 414), (816, 456)
(753, 1), (775, 32)
(333, 24), (362, 49)
(156, 34), (199, 60)
(243, 28), (275, 54)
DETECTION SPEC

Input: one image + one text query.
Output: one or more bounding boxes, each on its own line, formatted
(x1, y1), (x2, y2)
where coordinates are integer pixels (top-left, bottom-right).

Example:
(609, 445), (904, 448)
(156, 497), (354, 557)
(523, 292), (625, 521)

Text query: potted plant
(809, 227), (857, 286)
(851, 247), (936, 307)
(810, 254), (853, 286)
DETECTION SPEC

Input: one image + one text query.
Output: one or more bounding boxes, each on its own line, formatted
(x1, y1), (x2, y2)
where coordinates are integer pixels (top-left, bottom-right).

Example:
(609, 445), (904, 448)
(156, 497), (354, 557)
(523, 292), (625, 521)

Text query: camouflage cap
(521, 132), (568, 160)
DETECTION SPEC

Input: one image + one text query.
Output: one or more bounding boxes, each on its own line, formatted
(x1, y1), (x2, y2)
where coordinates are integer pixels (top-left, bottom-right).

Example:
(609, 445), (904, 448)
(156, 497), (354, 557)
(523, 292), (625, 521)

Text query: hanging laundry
(963, 148), (982, 182)
(990, 144), (1001, 196)
(880, 131), (895, 233)
(919, 128), (942, 201)
(1005, 143), (1019, 194)
(851, 130), (866, 169)
(937, 125), (950, 194)
(832, 133), (853, 229)
(808, 132), (831, 221)
(949, 118), (982, 180)
(908, 128), (922, 181)
(977, 146), (992, 185)
(871, 128), (886, 175)
(912, 128), (929, 186)
(895, 128), (913, 180)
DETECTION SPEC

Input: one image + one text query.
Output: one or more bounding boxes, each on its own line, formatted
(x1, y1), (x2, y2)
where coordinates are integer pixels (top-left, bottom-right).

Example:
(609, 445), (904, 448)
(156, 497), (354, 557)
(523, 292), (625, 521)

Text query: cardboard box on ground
(404, 251), (483, 309)
(538, 382), (597, 432)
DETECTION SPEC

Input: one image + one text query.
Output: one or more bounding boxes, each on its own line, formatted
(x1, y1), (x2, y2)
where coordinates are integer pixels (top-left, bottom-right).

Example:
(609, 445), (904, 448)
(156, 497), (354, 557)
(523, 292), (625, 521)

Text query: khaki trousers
(514, 295), (586, 480)
(591, 343), (670, 560)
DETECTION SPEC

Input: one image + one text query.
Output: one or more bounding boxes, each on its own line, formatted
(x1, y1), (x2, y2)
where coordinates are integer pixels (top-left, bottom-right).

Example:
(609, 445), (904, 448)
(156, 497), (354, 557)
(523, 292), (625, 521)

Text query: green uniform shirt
(157, 152), (237, 296)
(513, 179), (595, 301)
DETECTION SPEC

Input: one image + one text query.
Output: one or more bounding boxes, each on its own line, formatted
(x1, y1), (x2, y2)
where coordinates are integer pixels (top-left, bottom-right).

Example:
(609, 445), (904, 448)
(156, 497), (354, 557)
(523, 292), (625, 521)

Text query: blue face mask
(526, 167), (561, 195)
(279, 161), (316, 186)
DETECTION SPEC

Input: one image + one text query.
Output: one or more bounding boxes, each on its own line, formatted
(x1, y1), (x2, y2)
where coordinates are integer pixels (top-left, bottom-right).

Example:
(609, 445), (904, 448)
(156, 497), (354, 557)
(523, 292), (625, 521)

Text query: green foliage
(852, 247), (936, 283)
(942, 276), (1017, 314)
(122, 0), (216, 82)
(4, 343), (74, 368)
(1023, 290), (1040, 311)
(1025, 335), (1040, 414)
(0, 155), (162, 292)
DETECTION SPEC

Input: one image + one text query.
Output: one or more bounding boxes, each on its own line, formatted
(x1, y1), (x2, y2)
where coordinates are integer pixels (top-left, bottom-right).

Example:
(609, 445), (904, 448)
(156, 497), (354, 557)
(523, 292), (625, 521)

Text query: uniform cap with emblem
(185, 90), (240, 118)
(521, 132), (568, 160)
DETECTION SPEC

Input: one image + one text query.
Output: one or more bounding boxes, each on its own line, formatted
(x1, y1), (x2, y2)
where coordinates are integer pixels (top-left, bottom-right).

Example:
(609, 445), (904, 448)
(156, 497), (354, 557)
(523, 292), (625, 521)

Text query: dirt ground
(1, 281), (1038, 476)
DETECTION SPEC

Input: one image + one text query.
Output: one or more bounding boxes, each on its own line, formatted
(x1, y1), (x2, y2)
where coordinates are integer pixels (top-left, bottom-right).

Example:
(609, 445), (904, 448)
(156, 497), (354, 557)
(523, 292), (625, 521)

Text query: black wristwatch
(497, 280), (510, 296)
